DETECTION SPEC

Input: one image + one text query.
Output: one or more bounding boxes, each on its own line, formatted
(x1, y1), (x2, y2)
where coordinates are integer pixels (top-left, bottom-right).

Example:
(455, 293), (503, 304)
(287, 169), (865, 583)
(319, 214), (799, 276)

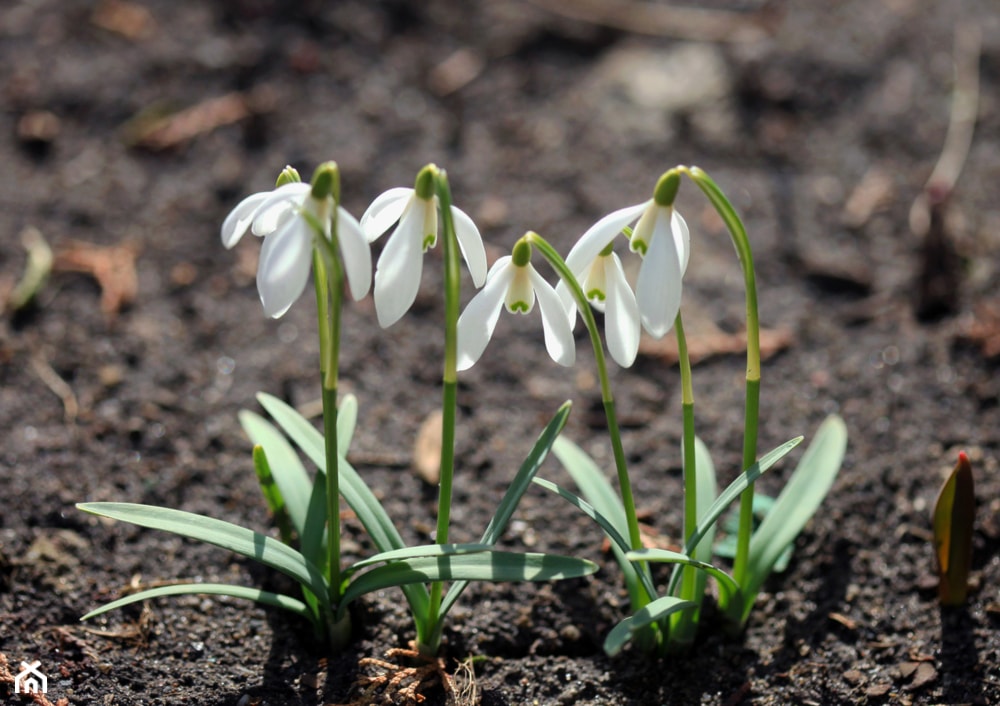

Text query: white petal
(252, 200), (295, 237)
(257, 218), (314, 318)
(554, 279), (579, 329)
(360, 187), (413, 242)
(636, 210), (683, 338)
(456, 258), (514, 371)
(337, 207), (372, 301)
(504, 266), (536, 314)
(221, 191), (269, 248)
(373, 205), (424, 327)
(603, 254), (640, 367)
(450, 206), (487, 287)
(672, 208), (691, 274)
(530, 267), (576, 367)
(565, 201), (648, 275)
(629, 202), (658, 255)
(248, 183), (309, 234)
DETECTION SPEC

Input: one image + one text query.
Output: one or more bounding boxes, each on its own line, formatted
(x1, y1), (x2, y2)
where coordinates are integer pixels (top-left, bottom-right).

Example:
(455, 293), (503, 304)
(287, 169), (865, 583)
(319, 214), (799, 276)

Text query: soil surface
(3, 1), (1000, 704)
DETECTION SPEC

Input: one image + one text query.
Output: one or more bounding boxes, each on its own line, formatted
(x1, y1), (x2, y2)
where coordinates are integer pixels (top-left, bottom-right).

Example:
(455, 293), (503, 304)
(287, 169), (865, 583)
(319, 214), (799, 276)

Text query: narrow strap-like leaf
(665, 435), (804, 597)
(603, 596), (696, 657)
(254, 392), (430, 616)
(81, 582), (313, 622)
(437, 403), (572, 620)
(252, 445), (295, 545)
(742, 416), (846, 619)
(239, 411), (313, 539)
(77, 502), (329, 611)
(532, 477), (658, 601)
(340, 551), (598, 619)
(550, 434), (648, 609)
(348, 543), (494, 573)
(626, 549), (742, 611)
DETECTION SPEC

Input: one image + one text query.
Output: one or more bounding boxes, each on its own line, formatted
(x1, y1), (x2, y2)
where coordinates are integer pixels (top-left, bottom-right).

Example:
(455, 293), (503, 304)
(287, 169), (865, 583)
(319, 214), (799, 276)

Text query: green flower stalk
(523, 233), (647, 590)
(678, 167), (761, 596)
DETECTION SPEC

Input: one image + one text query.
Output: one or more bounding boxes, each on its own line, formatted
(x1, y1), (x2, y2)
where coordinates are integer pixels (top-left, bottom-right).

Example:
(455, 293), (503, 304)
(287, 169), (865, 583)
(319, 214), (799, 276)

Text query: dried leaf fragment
(638, 326), (793, 365)
(53, 239), (139, 320)
(91, 0), (156, 40)
(125, 91), (272, 150)
(413, 410), (443, 485)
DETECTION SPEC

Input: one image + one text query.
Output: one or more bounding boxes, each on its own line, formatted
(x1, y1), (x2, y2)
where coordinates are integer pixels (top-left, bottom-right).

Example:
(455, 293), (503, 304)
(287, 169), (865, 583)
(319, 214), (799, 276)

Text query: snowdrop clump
(79, 160), (845, 662)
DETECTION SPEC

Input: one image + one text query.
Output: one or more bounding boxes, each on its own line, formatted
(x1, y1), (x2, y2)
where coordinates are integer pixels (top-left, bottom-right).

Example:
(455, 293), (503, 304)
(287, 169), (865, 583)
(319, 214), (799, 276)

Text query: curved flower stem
(421, 168), (461, 656)
(526, 233), (644, 557)
(679, 166), (760, 594)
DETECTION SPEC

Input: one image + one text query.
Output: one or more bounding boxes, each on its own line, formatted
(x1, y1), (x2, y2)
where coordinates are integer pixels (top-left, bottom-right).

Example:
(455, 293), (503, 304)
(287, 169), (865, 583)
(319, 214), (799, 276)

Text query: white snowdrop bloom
(221, 165), (371, 318)
(361, 165), (487, 328)
(456, 241), (575, 371)
(565, 172), (689, 341)
(557, 231), (641, 368)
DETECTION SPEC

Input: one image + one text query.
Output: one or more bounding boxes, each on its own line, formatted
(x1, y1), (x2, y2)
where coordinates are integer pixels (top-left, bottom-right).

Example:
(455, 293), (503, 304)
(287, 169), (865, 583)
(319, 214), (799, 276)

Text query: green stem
(669, 313), (700, 647)
(322, 250), (344, 602)
(680, 166), (761, 595)
(421, 168), (461, 656)
(526, 233), (643, 556)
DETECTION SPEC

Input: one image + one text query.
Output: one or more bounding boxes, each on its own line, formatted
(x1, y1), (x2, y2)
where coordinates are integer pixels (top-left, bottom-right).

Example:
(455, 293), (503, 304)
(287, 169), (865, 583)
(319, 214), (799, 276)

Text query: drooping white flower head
(556, 226), (641, 368)
(361, 164), (487, 328)
(457, 237), (575, 371)
(563, 171), (689, 342)
(221, 163), (372, 318)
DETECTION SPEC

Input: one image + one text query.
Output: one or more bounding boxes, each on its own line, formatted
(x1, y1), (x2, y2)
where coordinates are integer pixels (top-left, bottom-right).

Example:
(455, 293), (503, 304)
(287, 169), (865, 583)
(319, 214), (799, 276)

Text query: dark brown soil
(3, 1), (1000, 704)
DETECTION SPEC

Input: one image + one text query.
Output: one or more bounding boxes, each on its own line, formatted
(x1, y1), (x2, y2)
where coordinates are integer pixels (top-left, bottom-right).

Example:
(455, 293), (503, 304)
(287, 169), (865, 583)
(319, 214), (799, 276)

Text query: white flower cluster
(222, 166), (690, 370)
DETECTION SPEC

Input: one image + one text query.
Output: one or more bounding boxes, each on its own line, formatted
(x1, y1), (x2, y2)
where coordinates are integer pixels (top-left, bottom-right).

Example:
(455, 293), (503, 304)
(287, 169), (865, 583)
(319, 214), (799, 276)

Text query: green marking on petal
(423, 233), (437, 251)
(508, 300), (530, 313)
(631, 239), (648, 256)
(587, 289), (606, 302)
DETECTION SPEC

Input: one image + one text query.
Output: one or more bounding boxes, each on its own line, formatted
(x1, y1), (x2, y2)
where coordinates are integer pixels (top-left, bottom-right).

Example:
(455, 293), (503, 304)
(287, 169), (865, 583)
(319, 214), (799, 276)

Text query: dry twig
(526, 0), (776, 43)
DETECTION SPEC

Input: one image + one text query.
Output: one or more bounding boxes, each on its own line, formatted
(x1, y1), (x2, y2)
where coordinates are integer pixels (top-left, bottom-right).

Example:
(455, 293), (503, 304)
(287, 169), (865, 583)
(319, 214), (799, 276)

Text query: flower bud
(275, 165), (301, 187)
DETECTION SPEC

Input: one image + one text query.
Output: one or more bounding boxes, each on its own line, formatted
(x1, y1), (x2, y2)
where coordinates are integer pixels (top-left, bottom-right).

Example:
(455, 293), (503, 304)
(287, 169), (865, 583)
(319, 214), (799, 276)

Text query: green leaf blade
(742, 415), (847, 619)
(341, 551), (598, 617)
(81, 583), (313, 622)
(76, 502), (329, 611)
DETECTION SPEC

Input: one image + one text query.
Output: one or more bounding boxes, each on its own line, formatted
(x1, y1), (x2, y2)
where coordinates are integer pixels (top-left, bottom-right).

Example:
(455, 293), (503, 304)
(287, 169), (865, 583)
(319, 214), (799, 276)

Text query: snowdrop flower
(557, 238), (641, 368)
(567, 171), (689, 340)
(457, 236), (575, 371)
(361, 164), (487, 328)
(221, 163), (371, 318)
